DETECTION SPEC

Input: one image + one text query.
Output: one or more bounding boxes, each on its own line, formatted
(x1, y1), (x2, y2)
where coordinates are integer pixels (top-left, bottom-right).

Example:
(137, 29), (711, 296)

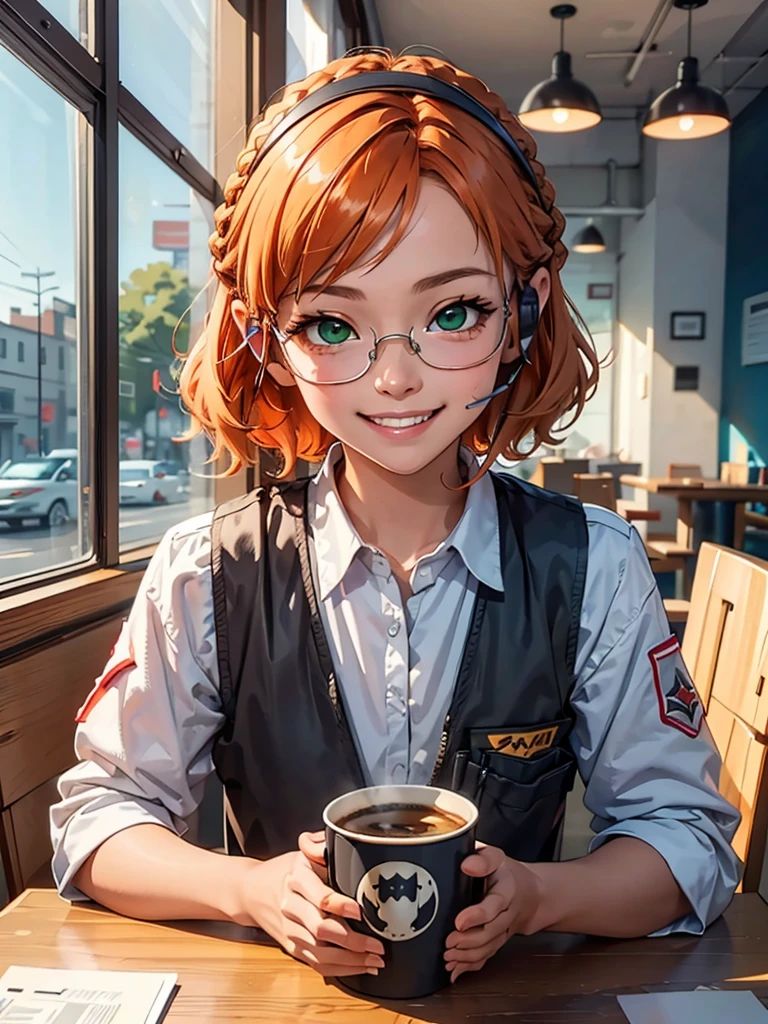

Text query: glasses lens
(417, 299), (507, 370)
(278, 319), (371, 384)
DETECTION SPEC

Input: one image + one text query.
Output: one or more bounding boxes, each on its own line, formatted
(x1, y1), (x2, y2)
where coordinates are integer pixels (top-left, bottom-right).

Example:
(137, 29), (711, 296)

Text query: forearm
(73, 824), (256, 926)
(525, 836), (691, 937)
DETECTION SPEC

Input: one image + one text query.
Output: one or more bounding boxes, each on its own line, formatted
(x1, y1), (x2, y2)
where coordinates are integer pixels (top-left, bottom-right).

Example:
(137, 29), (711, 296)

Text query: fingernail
(366, 956), (385, 969)
(366, 968), (379, 976)
(365, 941), (385, 955)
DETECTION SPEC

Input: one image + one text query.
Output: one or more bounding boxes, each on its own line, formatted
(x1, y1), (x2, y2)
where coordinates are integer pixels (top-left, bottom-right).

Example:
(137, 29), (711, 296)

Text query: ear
(230, 298), (295, 387)
(501, 267), (552, 364)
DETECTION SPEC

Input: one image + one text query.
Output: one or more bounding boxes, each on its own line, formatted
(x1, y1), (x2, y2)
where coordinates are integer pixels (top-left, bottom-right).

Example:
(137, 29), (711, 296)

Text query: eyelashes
(282, 295), (499, 337)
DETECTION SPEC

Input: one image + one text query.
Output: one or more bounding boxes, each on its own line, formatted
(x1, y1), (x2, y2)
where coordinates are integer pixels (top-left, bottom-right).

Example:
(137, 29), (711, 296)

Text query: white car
(119, 460), (189, 506)
(0, 454), (78, 528)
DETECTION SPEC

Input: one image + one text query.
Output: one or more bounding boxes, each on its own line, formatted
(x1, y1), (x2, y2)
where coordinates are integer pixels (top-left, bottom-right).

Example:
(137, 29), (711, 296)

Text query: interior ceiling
(376, 0), (768, 121)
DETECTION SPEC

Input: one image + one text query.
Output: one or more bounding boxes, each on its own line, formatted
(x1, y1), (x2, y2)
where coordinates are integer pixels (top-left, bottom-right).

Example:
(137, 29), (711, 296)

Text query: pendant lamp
(572, 219), (606, 253)
(642, 0), (730, 140)
(519, 5), (602, 133)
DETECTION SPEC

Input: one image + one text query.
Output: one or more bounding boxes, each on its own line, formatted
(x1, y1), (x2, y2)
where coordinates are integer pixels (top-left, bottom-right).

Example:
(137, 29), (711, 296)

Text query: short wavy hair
(178, 49), (599, 476)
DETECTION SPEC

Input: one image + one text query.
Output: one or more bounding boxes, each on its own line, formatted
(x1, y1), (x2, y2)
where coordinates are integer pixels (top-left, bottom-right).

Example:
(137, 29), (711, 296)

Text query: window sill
(0, 546), (157, 660)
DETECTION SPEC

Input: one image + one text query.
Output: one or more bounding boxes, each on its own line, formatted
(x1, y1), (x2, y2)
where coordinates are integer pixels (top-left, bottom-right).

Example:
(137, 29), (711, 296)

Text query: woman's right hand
(239, 835), (385, 977)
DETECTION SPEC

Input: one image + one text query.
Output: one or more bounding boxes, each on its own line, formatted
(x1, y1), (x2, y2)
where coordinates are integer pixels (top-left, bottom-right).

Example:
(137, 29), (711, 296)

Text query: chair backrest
(530, 458), (590, 495)
(720, 461), (750, 485)
(667, 463), (703, 479)
(572, 473), (617, 511)
(682, 543), (768, 889)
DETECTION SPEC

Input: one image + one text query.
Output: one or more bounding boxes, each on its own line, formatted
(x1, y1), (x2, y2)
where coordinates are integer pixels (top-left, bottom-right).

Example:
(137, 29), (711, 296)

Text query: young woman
(51, 49), (740, 984)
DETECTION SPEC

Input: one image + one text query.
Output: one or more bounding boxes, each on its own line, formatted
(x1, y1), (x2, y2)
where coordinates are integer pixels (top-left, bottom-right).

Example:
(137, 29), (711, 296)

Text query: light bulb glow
(551, 108), (570, 125)
(679, 116), (695, 133)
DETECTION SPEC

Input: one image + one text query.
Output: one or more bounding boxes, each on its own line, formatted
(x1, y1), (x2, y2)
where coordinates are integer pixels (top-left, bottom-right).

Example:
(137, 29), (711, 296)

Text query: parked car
(119, 460), (189, 506)
(0, 455), (78, 528)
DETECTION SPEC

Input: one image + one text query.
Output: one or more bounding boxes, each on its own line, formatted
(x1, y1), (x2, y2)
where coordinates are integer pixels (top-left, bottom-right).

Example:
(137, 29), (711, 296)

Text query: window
(0, 338), (5, 358)
(59, 346), (65, 372)
(119, 0), (216, 170)
(0, 44), (90, 584)
(41, 348), (47, 366)
(41, 0), (89, 48)
(286, 0), (349, 84)
(118, 128), (214, 551)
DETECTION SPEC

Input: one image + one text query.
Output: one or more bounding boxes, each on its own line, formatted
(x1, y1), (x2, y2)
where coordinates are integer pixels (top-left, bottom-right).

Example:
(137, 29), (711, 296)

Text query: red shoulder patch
(648, 636), (704, 737)
(75, 659), (136, 723)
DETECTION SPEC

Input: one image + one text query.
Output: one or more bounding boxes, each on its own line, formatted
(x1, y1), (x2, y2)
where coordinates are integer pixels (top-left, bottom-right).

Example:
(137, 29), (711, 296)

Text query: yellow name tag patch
(486, 727), (558, 759)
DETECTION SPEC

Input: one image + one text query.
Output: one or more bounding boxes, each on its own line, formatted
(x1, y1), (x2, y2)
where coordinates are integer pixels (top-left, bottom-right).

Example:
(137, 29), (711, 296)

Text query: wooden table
(2, 890), (768, 1022)
(620, 475), (768, 551)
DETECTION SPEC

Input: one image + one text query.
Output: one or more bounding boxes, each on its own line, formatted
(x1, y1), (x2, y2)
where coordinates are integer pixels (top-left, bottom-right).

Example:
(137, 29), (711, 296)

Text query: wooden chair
(681, 543), (768, 890)
(572, 473), (662, 526)
(721, 462), (750, 485)
(667, 463), (703, 480)
(529, 458), (589, 495)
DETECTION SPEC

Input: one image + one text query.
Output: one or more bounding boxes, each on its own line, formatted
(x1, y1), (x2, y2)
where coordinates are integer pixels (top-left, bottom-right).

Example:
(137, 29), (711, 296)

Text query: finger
(444, 934), (506, 966)
(289, 862), (361, 920)
(453, 890), (509, 933)
(460, 846), (506, 878)
(450, 959), (486, 984)
(446, 913), (510, 951)
(284, 921), (384, 974)
(282, 892), (384, 955)
(298, 831), (327, 865)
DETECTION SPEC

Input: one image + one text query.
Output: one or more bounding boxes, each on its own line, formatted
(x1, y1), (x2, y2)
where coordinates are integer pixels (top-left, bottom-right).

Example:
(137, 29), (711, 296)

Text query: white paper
(618, 990), (768, 1024)
(0, 966), (177, 1024)
(742, 290), (768, 367)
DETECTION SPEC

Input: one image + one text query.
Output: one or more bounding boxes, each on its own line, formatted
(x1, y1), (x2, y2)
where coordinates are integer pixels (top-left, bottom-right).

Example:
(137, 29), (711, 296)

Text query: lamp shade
(643, 57), (730, 139)
(519, 52), (602, 133)
(571, 222), (606, 253)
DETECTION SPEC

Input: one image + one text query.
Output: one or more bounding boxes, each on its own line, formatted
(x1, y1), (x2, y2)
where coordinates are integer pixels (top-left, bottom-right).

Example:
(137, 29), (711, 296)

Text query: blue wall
(721, 88), (768, 466)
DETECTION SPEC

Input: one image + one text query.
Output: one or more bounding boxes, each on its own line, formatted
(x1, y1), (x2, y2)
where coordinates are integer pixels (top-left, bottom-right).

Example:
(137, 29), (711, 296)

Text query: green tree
(118, 262), (191, 435)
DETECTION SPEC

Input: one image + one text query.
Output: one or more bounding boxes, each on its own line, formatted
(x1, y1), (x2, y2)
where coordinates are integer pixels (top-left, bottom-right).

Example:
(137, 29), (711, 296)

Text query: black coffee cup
(324, 784), (479, 1000)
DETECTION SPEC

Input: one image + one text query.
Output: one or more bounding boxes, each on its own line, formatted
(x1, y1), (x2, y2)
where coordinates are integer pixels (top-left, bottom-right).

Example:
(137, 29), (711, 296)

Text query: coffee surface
(338, 802), (466, 839)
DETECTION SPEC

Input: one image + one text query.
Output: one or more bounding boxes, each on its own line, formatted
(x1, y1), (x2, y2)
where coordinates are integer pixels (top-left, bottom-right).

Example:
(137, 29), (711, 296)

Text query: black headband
(252, 71), (548, 211)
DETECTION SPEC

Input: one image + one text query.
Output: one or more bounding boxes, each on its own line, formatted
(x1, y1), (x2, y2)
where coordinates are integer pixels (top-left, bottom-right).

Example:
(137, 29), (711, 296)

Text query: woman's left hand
(444, 845), (543, 983)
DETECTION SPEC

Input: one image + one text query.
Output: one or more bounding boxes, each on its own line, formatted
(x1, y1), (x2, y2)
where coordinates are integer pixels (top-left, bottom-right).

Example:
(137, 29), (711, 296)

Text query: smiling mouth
(359, 408), (444, 428)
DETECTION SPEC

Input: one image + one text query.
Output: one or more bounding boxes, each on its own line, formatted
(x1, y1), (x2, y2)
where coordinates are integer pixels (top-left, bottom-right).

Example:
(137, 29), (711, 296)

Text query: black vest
(210, 472), (588, 863)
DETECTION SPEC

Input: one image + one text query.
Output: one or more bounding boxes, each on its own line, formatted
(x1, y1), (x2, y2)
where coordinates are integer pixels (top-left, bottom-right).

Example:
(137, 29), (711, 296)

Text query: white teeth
(369, 414), (432, 428)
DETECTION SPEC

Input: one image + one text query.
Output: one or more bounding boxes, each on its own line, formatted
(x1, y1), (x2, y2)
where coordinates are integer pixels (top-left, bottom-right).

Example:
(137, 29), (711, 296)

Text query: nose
(372, 334), (424, 401)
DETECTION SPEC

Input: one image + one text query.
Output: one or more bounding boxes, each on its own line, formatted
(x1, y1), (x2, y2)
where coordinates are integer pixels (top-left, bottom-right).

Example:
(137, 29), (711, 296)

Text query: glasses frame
(270, 293), (512, 386)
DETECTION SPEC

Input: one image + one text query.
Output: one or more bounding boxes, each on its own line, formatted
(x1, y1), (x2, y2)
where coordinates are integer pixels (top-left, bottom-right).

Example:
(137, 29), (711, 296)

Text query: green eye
(431, 304), (480, 333)
(308, 319), (355, 345)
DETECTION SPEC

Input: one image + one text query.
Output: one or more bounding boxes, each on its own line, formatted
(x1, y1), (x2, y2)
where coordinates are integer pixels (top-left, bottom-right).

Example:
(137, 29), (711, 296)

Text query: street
(0, 500), (210, 583)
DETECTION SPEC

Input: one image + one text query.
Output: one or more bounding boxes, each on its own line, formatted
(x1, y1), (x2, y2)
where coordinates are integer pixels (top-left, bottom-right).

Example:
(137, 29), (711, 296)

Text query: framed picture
(588, 283), (613, 300)
(671, 311), (706, 340)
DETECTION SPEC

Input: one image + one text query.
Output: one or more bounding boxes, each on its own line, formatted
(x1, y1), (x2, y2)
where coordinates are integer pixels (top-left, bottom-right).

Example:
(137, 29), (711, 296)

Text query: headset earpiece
(517, 282), (540, 361)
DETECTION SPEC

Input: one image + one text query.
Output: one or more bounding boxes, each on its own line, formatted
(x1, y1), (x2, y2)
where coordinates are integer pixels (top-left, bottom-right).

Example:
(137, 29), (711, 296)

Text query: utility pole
(1, 270), (59, 455)
(21, 269), (58, 455)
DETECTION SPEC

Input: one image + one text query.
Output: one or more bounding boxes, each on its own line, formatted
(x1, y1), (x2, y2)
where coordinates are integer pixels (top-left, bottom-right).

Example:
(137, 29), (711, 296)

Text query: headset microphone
(465, 282), (539, 410)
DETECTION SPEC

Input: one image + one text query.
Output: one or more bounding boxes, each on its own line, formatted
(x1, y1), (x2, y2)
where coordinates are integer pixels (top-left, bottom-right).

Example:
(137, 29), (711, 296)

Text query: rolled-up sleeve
(571, 508), (742, 935)
(50, 511), (225, 902)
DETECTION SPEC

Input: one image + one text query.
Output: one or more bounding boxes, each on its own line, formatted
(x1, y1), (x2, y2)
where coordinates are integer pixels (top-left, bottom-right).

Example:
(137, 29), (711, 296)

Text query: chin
(340, 434), (462, 477)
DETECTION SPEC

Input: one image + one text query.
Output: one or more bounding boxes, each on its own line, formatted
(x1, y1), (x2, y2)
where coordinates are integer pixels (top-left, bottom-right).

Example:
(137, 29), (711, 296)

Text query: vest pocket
(451, 745), (578, 862)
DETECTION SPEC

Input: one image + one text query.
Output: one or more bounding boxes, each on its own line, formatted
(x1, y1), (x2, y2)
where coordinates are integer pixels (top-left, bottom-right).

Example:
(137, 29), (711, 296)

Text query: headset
(249, 70), (547, 410)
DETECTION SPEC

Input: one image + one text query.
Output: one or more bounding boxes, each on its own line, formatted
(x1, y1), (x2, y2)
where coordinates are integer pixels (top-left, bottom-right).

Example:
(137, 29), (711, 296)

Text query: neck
(335, 441), (469, 571)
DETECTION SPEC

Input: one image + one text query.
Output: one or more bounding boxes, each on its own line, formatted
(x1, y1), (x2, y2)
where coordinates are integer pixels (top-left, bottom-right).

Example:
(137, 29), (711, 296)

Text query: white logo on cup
(356, 861), (439, 942)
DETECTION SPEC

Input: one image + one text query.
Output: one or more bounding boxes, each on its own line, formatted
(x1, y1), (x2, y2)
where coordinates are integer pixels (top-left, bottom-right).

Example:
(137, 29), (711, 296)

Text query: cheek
(292, 379), (361, 435)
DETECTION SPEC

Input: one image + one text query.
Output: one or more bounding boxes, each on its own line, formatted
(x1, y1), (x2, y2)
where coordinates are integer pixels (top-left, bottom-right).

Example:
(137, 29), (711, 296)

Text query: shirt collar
(309, 443), (503, 600)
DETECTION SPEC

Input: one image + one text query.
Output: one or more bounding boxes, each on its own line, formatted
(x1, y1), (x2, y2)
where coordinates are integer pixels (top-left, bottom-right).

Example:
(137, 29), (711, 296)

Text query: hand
(241, 832), (385, 978)
(445, 845), (542, 983)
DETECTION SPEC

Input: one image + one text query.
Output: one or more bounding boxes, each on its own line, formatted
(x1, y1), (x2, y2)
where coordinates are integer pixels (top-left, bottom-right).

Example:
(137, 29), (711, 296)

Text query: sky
(0, 0), (214, 323)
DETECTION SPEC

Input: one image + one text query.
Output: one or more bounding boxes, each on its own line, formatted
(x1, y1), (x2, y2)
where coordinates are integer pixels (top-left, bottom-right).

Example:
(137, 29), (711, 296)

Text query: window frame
(0, 0), (372, 633)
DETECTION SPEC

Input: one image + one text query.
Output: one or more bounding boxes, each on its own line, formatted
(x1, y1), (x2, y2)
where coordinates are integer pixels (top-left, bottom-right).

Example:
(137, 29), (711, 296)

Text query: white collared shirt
(311, 444), (502, 784)
(50, 446), (742, 936)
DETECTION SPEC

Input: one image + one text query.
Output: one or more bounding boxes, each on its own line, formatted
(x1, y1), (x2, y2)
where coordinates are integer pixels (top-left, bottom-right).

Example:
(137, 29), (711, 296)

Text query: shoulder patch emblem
(648, 636), (704, 737)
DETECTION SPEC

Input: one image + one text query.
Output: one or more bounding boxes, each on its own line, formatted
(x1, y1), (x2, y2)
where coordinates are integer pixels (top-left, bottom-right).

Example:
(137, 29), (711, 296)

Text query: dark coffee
(338, 802), (467, 839)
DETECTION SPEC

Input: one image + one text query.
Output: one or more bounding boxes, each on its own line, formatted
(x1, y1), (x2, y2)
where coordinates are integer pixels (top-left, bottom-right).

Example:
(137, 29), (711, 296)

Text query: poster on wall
(742, 290), (768, 366)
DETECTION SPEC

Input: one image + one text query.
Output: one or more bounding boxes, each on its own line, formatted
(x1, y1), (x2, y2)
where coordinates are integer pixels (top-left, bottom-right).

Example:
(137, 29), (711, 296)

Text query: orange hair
(179, 49), (598, 476)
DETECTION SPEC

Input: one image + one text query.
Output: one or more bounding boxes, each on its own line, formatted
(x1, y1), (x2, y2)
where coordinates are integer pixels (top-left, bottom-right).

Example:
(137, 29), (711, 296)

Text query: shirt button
(387, 622), (400, 637)
(419, 568), (429, 577)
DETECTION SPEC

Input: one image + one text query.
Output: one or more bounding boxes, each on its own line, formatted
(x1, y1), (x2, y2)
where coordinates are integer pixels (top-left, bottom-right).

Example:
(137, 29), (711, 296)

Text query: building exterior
(0, 298), (78, 463)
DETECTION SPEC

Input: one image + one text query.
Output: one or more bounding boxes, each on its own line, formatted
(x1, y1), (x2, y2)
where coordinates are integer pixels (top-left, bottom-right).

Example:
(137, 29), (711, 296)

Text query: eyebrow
(302, 267), (495, 303)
